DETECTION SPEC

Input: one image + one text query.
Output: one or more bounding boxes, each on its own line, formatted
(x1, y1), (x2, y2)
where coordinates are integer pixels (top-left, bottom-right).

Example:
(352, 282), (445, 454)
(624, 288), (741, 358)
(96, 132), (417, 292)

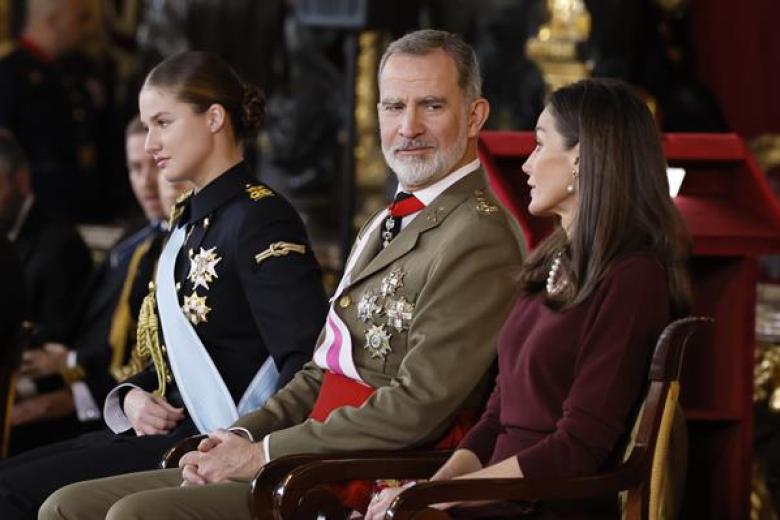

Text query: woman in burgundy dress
(366, 78), (692, 519)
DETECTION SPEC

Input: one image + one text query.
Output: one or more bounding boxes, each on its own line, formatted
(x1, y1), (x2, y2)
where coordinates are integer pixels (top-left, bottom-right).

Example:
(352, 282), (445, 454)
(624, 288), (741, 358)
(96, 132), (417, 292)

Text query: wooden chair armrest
(252, 453), (347, 520)
(387, 467), (642, 520)
(159, 434), (207, 469)
(274, 450), (450, 519)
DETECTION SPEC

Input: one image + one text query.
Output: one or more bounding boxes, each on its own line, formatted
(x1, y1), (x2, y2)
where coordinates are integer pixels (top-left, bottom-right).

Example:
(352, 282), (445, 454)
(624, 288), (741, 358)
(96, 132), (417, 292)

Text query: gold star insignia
(182, 292), (211, 325)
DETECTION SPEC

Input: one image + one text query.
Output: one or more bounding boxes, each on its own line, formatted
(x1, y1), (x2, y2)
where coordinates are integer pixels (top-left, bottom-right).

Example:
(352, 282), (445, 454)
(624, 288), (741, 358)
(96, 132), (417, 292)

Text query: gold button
(339, 295), (351, 308)
(203, 217), (210, 228)
(176, 282), (181, 292)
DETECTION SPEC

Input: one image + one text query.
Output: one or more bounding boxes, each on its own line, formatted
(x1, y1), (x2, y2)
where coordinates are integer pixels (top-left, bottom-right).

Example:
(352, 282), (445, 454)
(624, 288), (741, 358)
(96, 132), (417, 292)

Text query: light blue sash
(156, 224), (279, 433)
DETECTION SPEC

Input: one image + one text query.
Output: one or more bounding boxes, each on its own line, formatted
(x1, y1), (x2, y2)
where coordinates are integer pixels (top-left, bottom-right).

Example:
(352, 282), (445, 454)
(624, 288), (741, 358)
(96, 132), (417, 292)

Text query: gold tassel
(135, 282), (171, 396)
(109, 236), (153, 381)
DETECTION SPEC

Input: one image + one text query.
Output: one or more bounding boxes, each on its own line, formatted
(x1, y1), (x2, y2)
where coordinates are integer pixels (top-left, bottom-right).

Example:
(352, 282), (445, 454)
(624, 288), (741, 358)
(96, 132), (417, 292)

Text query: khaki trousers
(39, 468), (255, 520)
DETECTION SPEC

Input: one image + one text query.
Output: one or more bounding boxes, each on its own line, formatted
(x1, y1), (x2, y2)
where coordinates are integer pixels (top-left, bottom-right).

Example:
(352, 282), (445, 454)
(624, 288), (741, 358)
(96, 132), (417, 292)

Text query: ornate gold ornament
(526, 0), (592, 93)
(135, 282), (171, 396)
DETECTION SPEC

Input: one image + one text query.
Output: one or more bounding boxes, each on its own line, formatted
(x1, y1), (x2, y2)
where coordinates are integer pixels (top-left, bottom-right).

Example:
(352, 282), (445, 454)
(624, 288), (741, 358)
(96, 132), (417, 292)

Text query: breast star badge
(182, 292), (211, 325)
(385, 296), (415, 332)
(357, 290), (383, 323)
(187, 247), (222, 291)
(364, 324), (392, 360)
(380, 269), (405, 297)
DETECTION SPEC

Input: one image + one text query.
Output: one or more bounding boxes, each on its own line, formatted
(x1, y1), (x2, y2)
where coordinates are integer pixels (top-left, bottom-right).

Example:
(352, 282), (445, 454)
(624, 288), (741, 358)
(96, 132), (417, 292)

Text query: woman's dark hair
(520, 78), (692, 317)
(144, 51), (266, 141)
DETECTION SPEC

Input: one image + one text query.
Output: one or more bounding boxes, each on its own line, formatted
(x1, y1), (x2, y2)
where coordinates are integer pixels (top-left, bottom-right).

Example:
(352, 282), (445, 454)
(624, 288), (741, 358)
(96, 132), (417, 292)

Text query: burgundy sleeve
(458, 376), (503, 465)
(515, 257), (669, 479)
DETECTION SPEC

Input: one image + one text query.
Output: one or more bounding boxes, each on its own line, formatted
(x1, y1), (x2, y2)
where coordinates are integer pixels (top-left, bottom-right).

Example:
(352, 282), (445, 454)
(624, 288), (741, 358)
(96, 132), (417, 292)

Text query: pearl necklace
(546, 251), (568, 295)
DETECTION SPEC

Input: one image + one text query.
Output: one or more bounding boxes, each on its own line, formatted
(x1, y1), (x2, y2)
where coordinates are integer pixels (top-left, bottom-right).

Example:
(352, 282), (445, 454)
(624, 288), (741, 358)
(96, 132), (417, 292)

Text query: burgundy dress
(456, 254), (671, 519)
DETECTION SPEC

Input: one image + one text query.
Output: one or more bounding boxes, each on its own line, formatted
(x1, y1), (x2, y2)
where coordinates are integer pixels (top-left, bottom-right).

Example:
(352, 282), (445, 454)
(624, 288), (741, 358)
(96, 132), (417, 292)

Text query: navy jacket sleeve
(235, 196), (327, 387)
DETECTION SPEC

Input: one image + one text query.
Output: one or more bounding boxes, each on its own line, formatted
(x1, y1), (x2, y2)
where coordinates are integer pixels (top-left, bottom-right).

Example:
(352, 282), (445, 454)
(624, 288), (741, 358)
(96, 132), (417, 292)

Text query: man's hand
(11, 388), (75, 425)
(179, 429), (265, 485)
(123, 388), (185, 436)
(20, 343), (69, 378)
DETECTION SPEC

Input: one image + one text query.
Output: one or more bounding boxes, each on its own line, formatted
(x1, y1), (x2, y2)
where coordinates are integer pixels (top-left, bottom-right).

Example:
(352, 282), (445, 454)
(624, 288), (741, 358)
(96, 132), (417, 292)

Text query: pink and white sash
(312, 211), (388, 382)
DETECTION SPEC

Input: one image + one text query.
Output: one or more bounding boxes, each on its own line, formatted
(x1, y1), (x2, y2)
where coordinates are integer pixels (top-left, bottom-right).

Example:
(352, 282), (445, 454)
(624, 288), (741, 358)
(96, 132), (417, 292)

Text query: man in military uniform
(40, 30), (526, 520)
(0, 0), (99, 220)
(7, 117), (169, 454)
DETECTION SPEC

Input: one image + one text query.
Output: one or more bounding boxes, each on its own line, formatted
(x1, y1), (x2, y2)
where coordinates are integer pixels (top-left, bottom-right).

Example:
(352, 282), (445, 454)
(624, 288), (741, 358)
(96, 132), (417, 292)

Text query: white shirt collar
(7, 194), (35, 242)
(398, 157), (481, 206)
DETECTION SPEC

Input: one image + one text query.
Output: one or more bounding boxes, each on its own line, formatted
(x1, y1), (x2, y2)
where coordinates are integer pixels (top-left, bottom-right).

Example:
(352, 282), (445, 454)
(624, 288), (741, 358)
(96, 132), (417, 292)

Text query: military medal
(182, 292), (211, 325)
(382, 219), (396, 248)
(380, 268), (405, 296)
(357, 291), (383, 323)
(364, 324), (392, 360)
(188, 247), (222, 291)
(385, 296), (415, 332)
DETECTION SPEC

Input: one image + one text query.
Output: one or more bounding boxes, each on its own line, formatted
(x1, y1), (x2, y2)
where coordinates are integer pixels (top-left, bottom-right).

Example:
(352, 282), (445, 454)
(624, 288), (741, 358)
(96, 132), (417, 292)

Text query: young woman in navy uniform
(0, 51), (328, 520)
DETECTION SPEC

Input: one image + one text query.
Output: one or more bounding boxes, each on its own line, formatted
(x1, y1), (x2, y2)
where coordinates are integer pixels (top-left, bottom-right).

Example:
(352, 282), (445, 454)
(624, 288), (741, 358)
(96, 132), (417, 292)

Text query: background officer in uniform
(0, 129), (93, 350)
(7, 116), (169, 454)
(0, 0), (100, 220)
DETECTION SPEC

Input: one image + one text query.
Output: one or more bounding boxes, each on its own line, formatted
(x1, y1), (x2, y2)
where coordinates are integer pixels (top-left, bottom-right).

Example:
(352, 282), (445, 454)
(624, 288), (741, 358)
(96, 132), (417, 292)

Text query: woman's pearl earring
(566, 167), (578, 194)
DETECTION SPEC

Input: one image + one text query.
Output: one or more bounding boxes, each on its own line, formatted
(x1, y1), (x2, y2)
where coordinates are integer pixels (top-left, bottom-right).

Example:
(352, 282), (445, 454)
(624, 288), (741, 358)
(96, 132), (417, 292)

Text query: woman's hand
(364, 484), (410, 520)
(123, 388), (185, 436)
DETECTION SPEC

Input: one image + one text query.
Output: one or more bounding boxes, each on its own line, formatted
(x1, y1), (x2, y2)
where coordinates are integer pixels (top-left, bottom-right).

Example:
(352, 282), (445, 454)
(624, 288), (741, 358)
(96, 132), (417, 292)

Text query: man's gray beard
(383, 133), (467, 190)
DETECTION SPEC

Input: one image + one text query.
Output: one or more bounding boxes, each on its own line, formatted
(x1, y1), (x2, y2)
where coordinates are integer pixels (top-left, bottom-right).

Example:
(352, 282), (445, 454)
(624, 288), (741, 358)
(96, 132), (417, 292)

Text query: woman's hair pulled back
(144, 51), (266, 141)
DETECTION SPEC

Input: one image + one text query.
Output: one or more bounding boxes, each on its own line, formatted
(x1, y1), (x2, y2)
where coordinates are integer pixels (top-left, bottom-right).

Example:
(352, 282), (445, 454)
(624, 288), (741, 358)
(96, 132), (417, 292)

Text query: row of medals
(353, 268), (415, 360)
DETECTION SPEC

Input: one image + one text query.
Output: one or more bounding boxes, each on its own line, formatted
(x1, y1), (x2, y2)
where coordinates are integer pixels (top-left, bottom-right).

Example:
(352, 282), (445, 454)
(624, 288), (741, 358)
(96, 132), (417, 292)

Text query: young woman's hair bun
(241, 83), (266, 137)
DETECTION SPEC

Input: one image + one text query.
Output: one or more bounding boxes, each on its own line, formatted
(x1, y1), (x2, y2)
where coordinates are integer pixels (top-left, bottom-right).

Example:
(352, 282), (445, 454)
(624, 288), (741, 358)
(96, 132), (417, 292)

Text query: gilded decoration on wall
(525, 0), (591, 93)
(354, 31), (388, 229)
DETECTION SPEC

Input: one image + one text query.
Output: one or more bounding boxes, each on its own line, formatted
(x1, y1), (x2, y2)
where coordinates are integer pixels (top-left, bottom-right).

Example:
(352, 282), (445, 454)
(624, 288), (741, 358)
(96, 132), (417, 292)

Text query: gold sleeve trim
(255, 242), (307, 264)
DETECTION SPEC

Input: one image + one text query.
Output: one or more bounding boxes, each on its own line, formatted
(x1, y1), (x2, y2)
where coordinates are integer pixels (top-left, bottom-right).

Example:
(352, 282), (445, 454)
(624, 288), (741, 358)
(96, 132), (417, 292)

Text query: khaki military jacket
(233, 170), (525, 458)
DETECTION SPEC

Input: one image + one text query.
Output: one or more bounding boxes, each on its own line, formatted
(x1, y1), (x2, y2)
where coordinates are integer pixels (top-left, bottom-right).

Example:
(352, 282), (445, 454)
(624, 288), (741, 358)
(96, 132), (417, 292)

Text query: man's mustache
(392, 140), (435, 152)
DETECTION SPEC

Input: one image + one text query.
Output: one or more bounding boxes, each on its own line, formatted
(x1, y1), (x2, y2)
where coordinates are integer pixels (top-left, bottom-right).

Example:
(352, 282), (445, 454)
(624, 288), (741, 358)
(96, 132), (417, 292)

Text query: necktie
(381, 192), (425, 248)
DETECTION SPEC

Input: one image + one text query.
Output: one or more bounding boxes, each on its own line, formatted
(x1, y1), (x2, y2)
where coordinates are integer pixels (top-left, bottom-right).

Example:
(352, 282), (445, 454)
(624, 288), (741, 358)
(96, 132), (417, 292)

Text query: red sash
(309, 371), (476, 511)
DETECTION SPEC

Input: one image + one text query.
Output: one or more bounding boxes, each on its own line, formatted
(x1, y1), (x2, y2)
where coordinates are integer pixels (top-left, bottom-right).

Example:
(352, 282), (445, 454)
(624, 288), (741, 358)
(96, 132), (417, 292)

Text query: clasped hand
(179, 429), (265, 485)
(20, 343), (69, 378)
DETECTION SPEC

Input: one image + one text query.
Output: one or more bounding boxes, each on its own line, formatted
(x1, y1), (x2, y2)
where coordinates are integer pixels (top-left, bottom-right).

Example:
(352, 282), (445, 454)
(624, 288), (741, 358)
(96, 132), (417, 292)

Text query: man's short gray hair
(378, 29), (482, 101)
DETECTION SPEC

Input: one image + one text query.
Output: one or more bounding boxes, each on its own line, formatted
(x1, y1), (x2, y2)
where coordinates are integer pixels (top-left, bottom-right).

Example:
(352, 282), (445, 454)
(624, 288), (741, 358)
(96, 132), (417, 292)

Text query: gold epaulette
(473, 189), (500, 216)
(167, 189), (193, 228)
(245, 183), (274, 201)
